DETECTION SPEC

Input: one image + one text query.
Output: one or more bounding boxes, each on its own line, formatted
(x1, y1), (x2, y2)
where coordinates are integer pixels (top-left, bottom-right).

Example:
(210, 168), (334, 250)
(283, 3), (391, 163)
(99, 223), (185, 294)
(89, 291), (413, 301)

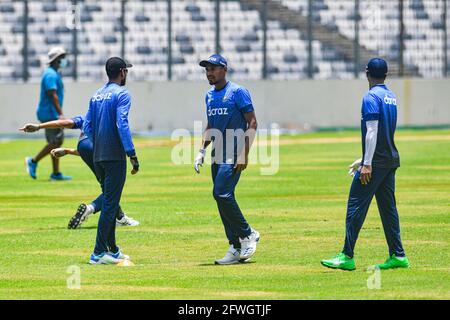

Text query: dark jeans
(212, 163), (251, 248)
(343, 167), (406, 258)
(93, 160), (126, 255)
(77, 138), (123, 219)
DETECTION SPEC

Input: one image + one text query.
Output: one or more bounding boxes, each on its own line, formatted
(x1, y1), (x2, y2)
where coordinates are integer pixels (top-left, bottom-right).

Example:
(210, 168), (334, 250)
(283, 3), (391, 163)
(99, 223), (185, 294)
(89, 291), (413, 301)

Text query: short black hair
(106, 68), (121, 79)
(367, 71), (386, 80)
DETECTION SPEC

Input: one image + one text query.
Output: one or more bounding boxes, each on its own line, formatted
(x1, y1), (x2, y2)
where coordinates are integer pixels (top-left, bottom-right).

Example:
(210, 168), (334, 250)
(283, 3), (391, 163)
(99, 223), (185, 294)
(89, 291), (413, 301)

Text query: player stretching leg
(20, 118), (139, 229)
(195, 54), (260, 265)
(321, 58), (409, 271)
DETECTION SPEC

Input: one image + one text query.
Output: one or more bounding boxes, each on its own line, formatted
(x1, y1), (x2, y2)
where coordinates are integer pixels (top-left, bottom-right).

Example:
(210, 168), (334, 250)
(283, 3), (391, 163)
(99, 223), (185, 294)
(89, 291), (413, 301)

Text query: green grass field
(0, 129), (449, 300)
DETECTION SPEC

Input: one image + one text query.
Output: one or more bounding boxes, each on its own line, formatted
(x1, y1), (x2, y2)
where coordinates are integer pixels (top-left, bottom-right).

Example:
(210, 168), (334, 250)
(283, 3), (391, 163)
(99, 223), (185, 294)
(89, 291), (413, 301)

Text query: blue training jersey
(71, 115), (88, 142)
(205, 81), (254, 163)
(83, 82), (135, 162)
(361, 84), (400, 168)
(37, 67), (64, 122)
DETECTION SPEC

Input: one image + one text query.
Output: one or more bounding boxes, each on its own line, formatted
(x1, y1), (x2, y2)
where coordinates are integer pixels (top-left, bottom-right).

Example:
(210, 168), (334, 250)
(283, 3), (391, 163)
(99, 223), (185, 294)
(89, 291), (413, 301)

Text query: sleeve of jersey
(235, 87), (254, 113)
(71, 116), (84, 129)
(363, 120), (379, 166)
(44, 73), (58, 92)
(362, 94), (380, 122)
(116, 91), (136, 157)
(82, 102), (93, 142)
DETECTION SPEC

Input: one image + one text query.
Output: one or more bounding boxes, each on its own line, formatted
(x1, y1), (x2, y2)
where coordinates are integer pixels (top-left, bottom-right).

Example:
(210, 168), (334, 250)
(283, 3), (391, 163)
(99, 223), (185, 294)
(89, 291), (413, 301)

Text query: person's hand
(19, 123), (40, 132)
(130, 156), (139, 175)
(359, 165), (372, 185)
(348, 158), (362, 177)
(194, 149), (206, 174)
(234, 156), (248, 173)
(51, 148), (67, 158)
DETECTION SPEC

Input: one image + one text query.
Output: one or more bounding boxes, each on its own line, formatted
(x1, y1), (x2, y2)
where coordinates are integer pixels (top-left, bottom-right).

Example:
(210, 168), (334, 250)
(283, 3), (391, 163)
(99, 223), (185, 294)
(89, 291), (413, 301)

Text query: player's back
(89, 82), (130, 162)
(362, 84), (400, 168)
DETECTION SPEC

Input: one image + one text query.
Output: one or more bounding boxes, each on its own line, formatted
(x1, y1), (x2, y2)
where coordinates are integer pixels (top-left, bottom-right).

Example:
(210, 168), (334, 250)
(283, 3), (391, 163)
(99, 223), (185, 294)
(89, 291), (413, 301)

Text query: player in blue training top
(321, 58), (410, 271)
(19, 116), (140, 229)
(25, 47), (72, 181)
(194, 54), (260, 265)
(83, 57), (140, 265)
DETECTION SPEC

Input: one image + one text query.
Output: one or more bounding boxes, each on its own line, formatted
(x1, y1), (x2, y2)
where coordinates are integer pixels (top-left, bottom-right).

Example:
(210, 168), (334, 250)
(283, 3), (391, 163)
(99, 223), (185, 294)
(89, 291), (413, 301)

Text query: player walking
(25, 47), (71, 181)
(321, 58), (410, 270)
(83, 57), (139, 265)
(195, 54), (260, 265)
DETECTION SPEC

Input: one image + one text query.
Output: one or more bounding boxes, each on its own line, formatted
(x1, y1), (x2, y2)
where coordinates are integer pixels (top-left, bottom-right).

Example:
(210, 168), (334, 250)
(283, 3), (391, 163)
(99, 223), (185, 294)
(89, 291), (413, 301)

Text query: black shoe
(68, 204), (90, 229)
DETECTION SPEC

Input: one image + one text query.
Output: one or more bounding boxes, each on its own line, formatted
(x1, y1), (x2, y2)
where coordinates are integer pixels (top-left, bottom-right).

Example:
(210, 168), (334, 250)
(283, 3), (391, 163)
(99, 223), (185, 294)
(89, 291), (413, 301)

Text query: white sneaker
(215, 245), (247, 265)
(116, 214), (140, 227)
(239, 229), (260, 260)
(108, 248), (130, 260)
(89, 252), (121, 265)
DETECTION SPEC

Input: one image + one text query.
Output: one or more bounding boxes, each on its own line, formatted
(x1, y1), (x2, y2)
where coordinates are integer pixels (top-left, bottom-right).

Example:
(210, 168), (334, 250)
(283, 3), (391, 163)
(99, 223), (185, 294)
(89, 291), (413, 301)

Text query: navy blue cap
(199, 54), (227, 67)
(106, 57), (133, 75)
(366, 58), (388, 78)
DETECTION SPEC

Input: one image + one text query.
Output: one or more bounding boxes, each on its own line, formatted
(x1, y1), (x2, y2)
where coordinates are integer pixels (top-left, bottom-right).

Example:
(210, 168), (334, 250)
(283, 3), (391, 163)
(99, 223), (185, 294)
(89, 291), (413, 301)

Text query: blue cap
(366, 58), (388, 78)
(199, 54), (227, 67)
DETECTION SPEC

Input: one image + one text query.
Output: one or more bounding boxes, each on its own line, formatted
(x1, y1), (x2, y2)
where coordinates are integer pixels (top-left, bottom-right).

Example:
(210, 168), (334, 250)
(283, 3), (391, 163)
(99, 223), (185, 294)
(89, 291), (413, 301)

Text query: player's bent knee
(213, 190), (233, 202)
(50, 140), (63, 148)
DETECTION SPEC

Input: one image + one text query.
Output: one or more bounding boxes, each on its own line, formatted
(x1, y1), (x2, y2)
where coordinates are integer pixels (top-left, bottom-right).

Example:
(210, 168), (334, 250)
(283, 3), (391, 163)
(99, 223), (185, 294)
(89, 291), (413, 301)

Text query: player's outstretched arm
(50, 148), (79, 158)
(19, 119), (75, 132)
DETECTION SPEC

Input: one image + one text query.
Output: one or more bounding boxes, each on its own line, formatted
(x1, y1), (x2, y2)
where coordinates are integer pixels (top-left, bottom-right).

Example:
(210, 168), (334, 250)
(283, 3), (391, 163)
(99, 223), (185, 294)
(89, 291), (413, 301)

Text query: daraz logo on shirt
(383, 94), (397, 106)
(91, 92), (113, 102)
(208, 107), (228, 116)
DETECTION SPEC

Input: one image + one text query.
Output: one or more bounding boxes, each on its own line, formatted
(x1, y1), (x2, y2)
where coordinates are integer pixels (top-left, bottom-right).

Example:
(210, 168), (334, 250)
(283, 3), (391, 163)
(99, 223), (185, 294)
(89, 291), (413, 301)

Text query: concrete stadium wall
(1, 78), (449, 134)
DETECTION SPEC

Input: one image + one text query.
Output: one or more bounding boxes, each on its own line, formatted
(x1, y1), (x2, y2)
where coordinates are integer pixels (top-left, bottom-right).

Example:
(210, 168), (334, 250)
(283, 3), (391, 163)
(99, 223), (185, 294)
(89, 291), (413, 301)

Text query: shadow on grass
(40, 226), (98, 231)
(197, 261), (257, 267)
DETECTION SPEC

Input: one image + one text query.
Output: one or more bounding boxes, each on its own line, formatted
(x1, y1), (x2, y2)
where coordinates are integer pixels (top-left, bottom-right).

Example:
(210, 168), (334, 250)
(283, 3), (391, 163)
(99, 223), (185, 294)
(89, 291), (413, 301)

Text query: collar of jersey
(214, 81), (230, 92)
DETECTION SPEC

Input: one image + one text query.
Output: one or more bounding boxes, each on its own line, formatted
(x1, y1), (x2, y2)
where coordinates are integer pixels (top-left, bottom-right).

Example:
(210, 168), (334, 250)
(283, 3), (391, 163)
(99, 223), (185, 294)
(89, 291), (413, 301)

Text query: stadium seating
(0, 0), (447, 82)
(280, 0), (448, 78)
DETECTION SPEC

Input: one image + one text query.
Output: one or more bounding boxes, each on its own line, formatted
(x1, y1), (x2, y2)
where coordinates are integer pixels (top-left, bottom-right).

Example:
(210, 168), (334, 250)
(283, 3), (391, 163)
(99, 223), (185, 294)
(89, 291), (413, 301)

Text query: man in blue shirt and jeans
(195, 54), (260, 265)
(25, 47), (71, 181)
(321, 58), (410, 271)
(83, 57), (139, 265)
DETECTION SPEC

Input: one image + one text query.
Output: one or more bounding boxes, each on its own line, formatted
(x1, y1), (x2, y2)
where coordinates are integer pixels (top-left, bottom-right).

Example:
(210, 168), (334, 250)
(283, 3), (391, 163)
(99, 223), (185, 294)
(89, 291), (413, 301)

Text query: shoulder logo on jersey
(383, 94), (397, 106)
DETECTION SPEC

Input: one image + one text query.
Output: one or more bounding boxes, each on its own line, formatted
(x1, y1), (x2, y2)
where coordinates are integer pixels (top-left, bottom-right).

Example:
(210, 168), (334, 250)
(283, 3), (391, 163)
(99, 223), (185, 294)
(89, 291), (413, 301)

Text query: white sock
(86, 204), (95, 215)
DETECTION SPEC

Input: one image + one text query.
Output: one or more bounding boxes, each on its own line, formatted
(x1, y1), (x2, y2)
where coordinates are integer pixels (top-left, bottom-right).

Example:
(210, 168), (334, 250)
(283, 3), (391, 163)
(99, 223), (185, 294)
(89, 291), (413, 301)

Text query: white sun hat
(46, 47), (67, 64)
